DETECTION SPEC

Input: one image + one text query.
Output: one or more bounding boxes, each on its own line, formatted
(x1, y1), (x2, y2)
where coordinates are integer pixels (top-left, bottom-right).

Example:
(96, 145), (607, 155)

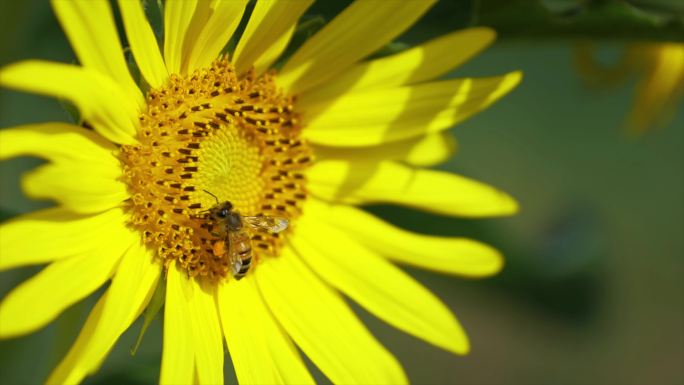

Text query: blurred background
(1, 0), (682, 384)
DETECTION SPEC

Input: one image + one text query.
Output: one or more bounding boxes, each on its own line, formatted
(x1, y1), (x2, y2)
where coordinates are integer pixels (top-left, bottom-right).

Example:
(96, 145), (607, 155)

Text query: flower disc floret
(119, 57), (312, 280)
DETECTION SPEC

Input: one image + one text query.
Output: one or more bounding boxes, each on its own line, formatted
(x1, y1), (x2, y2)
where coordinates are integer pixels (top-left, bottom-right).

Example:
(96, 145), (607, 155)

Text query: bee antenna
(202, 189), (220, 205)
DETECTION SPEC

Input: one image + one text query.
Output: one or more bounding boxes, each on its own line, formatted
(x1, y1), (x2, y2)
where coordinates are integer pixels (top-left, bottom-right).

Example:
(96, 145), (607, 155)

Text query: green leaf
(58, 99), (81, 125)
(130, 277), (166, 356)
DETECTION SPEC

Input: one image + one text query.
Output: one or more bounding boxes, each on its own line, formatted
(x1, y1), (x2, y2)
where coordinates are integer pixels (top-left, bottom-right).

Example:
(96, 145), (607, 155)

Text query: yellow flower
(0, 1), (521, 384)
(625, 43), (684, 135)
(574, 42), (684, 135)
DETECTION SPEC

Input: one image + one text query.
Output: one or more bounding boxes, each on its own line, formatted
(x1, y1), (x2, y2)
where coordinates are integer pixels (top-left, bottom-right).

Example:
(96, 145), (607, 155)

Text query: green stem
(476, 0), (684, 42)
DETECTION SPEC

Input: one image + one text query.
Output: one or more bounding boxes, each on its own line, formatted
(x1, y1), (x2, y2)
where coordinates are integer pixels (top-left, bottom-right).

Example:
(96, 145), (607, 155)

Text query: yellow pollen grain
(118, 57), (312, 281)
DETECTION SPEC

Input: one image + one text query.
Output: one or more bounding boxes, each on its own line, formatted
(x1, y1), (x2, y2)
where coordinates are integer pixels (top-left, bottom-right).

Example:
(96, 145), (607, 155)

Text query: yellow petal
(218, 278), (314, 385)
(300, 27), (496, 104)
(21, 163), (127, 214)
(46, 292), (107, 385)
(0, 123), (126, 213)
(308, 199), (504, 277)
(293, 215), (469, 354)
(307, 160), (518, 217)
(0, 222), (132, 338)
(233, 0), (313, 75)
(278, 0), (436, 94)
(313, 132), (457, 167)
(51, 0), (144, 108)
(256, 250), (407, 385)
(0, 123), (117, 163)
(184, 0), (248, 74)
(117, 0), (169, 88)
(163, 0), (198, 74)
(302, 72), (522, 146)
(0, 61), (139, 144)
(184, 277), (223, 384)
(47, 237), (161, 385)
(160, 263), (194, 385)
(0, 208), (128, 271)
(627, 43), (684, 134)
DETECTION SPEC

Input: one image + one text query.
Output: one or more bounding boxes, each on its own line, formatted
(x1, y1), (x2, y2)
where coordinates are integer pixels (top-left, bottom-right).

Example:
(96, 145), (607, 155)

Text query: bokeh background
(1, 1), (682, 384)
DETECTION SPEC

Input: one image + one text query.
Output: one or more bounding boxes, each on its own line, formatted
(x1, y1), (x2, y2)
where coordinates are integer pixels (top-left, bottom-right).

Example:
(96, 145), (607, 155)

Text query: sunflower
(574, 41), (684, 135)
(0, 0), (521, 384)
(624, 43), (684, 135)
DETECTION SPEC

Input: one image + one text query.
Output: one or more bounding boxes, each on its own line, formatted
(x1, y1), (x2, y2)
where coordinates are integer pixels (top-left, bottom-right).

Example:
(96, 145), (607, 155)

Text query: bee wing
(242, 215), (289, 233)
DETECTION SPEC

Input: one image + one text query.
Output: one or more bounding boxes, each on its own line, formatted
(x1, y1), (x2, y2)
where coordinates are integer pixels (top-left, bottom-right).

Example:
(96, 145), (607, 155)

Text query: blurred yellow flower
(0, 0), (520, 384)
(625, 43), (684, 135)
(575, 41), (684, 135)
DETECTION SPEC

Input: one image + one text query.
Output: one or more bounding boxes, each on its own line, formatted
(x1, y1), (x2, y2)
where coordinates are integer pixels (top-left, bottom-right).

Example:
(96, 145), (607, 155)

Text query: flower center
(118, 57), (312, 281)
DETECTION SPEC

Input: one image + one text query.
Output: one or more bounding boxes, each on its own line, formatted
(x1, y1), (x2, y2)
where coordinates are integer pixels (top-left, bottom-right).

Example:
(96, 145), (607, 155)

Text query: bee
(202, 190), (288, 280)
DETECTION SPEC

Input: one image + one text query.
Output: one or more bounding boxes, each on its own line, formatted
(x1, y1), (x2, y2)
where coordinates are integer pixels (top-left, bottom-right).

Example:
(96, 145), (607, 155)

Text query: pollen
(118, 57), (312, 281)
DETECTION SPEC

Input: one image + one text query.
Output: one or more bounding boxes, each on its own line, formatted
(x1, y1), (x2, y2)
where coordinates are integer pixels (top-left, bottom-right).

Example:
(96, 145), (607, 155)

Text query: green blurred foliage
(477, 0), (684, 41)
(1, 1), (683, 385)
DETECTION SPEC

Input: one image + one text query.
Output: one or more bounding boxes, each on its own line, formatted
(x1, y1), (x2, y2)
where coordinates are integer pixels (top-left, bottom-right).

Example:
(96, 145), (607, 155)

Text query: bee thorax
(227, 212), (242, 231)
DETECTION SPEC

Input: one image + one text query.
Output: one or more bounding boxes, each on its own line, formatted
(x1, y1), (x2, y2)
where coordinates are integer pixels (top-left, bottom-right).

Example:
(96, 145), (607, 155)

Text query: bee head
(215, 201), (233, 218)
